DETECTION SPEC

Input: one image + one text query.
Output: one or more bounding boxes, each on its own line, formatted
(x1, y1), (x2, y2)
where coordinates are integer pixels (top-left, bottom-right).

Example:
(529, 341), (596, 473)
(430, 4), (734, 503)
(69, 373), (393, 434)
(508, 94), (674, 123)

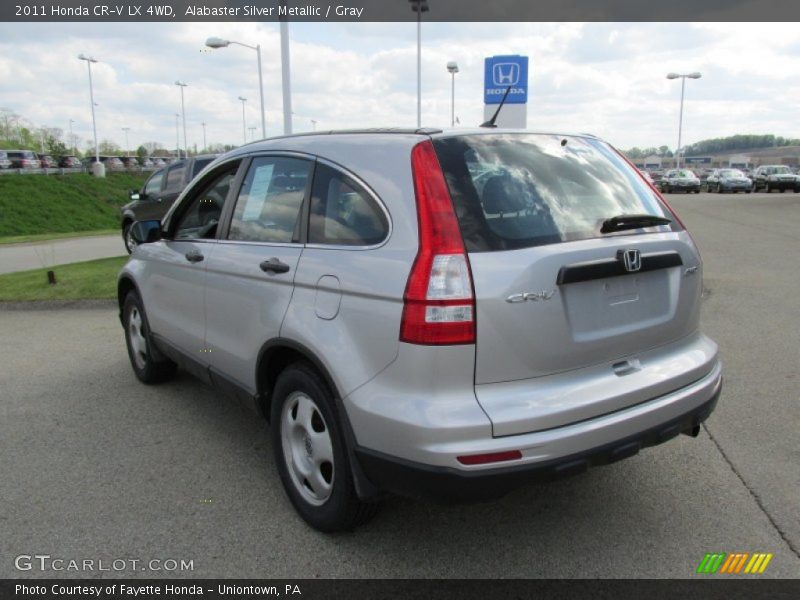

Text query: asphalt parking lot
(1, 192), (798, 579)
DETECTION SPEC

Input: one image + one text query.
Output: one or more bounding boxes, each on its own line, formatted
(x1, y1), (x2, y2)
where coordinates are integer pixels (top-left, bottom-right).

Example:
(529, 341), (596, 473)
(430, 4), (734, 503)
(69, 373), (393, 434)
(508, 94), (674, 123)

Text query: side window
(228, 156), (311, 243)
(309, 163), (389, 246)
(164, 164), (185, 192)
(144, 171), (164, 197)
(173, 167), (237, 240)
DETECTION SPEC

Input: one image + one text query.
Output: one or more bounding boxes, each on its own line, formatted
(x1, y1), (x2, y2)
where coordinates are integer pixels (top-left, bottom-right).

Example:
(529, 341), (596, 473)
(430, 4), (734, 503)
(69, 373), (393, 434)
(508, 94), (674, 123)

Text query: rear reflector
(457, 450), (523, 465)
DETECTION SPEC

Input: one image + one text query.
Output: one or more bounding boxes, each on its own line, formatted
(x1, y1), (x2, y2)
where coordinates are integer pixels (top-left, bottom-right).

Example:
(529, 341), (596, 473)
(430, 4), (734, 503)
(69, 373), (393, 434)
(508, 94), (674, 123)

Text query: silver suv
(118, 129), (722, 531)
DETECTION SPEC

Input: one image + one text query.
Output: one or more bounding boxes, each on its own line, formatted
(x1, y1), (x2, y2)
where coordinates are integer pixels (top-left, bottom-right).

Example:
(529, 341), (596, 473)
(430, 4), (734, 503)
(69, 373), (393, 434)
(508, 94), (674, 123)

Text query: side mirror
(129, 190), (141, 201)
(130, 220), (162, 245)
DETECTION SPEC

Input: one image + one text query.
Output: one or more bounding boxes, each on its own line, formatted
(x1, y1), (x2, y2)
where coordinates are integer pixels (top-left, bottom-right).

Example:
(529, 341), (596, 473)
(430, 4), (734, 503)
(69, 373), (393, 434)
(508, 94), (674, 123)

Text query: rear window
(433, 134), (676, 252)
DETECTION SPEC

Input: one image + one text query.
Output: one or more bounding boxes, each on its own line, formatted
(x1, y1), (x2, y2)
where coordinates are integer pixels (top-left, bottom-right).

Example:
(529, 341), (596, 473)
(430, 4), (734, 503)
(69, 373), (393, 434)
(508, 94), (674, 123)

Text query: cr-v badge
(506, 290), (556, 303)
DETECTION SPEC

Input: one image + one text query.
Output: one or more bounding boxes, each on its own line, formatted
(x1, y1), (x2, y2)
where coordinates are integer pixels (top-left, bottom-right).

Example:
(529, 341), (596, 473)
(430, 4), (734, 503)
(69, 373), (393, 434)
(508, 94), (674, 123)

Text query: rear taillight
(400, 140), (475, 346)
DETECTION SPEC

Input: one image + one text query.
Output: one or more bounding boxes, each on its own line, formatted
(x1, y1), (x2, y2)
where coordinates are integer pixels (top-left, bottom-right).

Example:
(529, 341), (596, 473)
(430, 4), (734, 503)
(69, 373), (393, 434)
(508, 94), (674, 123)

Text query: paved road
(0, 234), (124, 275)
(1, 193), (798, 578)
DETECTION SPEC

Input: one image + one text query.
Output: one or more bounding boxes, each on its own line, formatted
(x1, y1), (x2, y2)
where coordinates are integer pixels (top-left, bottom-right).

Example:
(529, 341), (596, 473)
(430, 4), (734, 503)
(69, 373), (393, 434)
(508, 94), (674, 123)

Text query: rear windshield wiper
(600, 214), (672, 234)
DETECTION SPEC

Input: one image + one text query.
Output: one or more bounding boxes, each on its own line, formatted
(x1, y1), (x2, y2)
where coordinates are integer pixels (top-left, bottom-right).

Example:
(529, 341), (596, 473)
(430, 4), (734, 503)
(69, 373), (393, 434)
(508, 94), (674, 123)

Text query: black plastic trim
(355, 382), (720, 504)
(557, 251), (683, 285)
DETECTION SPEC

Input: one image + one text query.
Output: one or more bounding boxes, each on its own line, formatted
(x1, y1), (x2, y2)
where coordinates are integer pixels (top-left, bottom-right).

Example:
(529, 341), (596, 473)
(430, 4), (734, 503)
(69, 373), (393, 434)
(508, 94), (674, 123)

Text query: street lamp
(206, 36), (267, 139)
(237, 96), (248, 145)
(77, 53), (103, 176)
(310, 119), (317, 131)
(68, 119), (75, 154)
(248, 126), (257, 141)
(666, 72), (701, 168)
(201, 121), (207, 151)
(409, 0), (429, 128)
(174, 113), (180, 158)
(447, 61), (459, 128)
(175, 81), (188, 157)
(122, 127), (130, 156)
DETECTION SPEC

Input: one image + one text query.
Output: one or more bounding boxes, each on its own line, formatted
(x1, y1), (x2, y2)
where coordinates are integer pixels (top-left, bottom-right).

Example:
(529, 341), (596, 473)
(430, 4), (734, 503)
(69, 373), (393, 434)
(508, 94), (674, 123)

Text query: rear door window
(227, 156), (311, 244)
(308, 163), (389, 246)
(433, 134), (676, 252)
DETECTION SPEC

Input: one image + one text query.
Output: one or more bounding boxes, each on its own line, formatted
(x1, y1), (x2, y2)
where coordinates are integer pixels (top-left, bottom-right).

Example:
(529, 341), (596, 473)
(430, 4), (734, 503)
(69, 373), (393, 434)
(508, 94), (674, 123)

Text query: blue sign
(484, 55), (529, 105)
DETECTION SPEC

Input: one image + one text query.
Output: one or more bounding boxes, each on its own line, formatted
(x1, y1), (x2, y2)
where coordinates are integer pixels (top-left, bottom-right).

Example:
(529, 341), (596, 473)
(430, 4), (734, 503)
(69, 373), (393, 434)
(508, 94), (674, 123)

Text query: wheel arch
(255, 337), (380, 501)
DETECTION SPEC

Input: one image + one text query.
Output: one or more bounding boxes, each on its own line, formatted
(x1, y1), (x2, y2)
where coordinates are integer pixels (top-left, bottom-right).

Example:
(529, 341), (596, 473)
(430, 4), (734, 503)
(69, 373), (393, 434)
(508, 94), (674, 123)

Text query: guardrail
(0, 166), (158, 176)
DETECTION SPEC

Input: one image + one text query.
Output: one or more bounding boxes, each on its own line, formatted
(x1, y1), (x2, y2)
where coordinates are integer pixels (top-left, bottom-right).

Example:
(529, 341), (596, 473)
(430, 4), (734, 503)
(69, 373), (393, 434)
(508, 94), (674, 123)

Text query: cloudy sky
(1, 21), (798, 153)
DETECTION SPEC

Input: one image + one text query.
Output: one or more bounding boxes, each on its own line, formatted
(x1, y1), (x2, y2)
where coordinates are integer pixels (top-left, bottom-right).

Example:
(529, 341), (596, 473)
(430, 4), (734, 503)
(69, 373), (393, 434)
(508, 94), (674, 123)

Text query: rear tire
(123, 292), (177, 384)
(271, 362), (379, 532)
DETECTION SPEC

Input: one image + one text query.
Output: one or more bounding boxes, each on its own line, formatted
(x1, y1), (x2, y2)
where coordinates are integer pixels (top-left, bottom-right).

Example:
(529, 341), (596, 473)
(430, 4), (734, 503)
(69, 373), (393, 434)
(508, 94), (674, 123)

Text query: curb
(0, 299), (117, 311)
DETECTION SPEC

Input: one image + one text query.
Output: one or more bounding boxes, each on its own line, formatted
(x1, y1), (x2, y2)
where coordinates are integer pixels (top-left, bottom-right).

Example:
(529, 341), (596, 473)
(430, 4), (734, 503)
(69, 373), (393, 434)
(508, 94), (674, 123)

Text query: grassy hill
(0, 172), (148, 239)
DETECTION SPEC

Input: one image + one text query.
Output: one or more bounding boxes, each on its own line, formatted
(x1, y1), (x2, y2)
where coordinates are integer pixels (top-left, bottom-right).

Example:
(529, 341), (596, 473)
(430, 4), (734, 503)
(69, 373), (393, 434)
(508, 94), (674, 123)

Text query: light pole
(174, 113), (180, 158)
(447, 61), (459, 128)
(666, 72), (701, 169)
(206, 36), (267, 139)
(409, 0), (429, 128)
(77, 53), (103, 176)
(279, 16), (293, 135)
(248, 126), (257, 141)
(122, 127), (130, 156)
(175, 81), (188, 157)
(201, 122), (207, 151)
(68, 119), (75, 153)
(310, 119), (317, 131)
(238, 97), (247, 145)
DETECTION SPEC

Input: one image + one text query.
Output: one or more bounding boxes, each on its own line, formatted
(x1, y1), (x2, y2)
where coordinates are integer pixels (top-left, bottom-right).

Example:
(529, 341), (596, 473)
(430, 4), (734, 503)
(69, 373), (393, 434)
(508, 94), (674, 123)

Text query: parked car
(706, 169), (752, 193)
(151, 157), (167, 168)
(139, 157), (154, 168)
(118, 129), (721, 532)
(122, 156), (140, 169)
(659, 169), (701, 193)
(37, 154), (58, 168)
(0, 151), (11, 169)
(638, 169), (654, 184)
(120, 154), (218, 253)
(6, 150), (41, 169)
(59, 155), (82, 168)
(751, 165), (799, 193)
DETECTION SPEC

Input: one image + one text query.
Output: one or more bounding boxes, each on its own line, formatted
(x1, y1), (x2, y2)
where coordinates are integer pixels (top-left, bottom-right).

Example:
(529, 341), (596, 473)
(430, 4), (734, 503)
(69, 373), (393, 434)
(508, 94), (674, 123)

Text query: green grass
(0, 256), (127, 301)
(0, 229), (118, 245)
(0, 172), (147, 239)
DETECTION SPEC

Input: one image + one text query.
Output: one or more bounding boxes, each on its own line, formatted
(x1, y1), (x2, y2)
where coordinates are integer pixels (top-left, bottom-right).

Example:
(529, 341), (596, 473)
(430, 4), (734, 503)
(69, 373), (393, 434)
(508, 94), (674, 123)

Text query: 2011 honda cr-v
(118, 129), (722, 531)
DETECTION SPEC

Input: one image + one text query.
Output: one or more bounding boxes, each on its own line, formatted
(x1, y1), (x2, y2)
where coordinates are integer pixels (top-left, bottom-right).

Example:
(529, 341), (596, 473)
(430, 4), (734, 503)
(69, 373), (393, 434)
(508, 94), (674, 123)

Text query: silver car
(118, 129), (722, 531)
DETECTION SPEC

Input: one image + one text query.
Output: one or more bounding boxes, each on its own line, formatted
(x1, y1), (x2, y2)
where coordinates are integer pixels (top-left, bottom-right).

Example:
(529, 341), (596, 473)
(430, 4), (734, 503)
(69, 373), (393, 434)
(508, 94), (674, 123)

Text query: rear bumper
(354, 362), (722, 503)
(355, 378), (722, 502)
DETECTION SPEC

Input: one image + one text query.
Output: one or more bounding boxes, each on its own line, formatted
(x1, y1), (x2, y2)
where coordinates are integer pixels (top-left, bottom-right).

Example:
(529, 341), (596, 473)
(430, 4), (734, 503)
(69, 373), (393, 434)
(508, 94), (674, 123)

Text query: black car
(659, 169), (701, 193)
(751, 165), (799, 193)
(120, 154), (218, 253)
(38, 154), (58, 168)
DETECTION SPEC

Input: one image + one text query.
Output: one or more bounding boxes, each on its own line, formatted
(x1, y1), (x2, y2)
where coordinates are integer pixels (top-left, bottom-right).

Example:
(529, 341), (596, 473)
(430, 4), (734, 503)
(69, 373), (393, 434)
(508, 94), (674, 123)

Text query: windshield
(674, 170), (696, 178)
(774, 166), (791, 174)
(720, 169), (744, 177)
(433, 133), (677, 252)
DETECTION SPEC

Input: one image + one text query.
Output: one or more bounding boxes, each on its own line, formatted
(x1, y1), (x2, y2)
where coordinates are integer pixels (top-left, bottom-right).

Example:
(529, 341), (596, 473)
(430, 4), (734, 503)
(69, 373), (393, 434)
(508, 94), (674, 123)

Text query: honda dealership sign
(483, 55), (529, 128)
(484, 55), (529, 104)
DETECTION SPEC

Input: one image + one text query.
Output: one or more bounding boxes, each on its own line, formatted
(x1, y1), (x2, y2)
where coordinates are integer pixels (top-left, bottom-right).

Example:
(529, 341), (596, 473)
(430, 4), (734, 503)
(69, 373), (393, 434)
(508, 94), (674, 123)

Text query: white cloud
(0, 22), (798, 153)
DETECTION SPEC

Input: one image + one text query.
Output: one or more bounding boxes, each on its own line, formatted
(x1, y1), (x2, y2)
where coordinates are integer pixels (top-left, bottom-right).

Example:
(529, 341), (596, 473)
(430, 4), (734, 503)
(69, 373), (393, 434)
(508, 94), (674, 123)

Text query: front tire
(123, 293), (176, 384)
(122, 221), (136, 254)
(271, 362), (378, 532)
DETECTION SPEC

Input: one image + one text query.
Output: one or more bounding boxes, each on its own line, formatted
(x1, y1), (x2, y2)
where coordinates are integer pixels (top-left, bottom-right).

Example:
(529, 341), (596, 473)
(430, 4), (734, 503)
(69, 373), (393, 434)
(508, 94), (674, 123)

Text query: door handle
(260, 258), (291, 274)
(185, 250), (204, 263)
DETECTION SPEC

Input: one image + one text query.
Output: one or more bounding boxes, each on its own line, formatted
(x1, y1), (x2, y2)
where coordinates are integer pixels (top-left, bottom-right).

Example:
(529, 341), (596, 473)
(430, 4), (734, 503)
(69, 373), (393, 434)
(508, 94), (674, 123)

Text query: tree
(136, 145), (148, 159)
(98, 139), (120, 155)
